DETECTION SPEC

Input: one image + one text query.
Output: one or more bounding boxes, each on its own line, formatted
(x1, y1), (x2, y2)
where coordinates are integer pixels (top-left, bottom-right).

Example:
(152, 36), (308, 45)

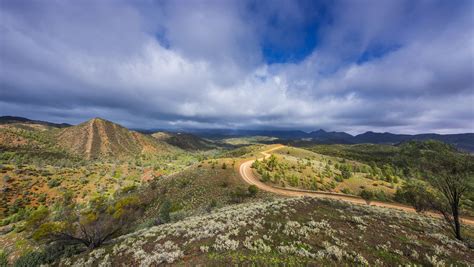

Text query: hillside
(0, 124), (81, 166)
(56, 118), (173, 160)
(57, 197), (473, 266)
(0, 116), (71, 129)
(1, 142), (473, 266)
(152, 131), (216, 151)
(251, 146), (400, 198)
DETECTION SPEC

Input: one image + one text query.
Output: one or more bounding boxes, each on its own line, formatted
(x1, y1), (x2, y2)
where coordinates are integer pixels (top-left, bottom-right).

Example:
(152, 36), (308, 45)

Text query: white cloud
(0, 0), (472, 134)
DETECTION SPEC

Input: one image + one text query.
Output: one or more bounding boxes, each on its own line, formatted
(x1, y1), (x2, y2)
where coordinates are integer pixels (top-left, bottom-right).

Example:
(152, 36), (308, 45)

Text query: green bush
(14, 251), (45, 267)
(0, 250), (8, 267)
(47, 179), (61, 188)
(359, 189), (375, 204)
(248, 185), (258, 197)
(13, 244), (81, 267)
(26, 206), (49, 229)
(340, 188), (353, 195)
(341, 169), (351, 179)
(159, 200), (172, 223)
(394, 180), (433, 212)
(230, 187), (248, 203)
(38, 193), (47, 203)
(260, 171), (270, 182)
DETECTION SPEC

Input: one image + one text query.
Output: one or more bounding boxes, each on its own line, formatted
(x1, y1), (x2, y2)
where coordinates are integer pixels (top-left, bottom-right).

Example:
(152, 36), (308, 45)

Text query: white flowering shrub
(425, 254), (446, 267)
(213, 234), (240, 251)
(57, 196), (471, 266)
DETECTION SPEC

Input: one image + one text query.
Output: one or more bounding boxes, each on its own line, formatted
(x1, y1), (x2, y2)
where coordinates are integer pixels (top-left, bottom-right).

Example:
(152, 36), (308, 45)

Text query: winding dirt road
(239, 145), (474, 226)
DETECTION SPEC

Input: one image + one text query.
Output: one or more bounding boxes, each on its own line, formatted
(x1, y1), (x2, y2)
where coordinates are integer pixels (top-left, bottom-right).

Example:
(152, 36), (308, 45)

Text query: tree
(429, 172), (471, 240)
(260, 171), (270, 182)
(221, 163), (227, 169)
(251, 160), (260, 169)
(408, 150), (473, 241)
(32, 194), (142, 250)
(395, 180), (433, 212)
(267, 155), (278, 171)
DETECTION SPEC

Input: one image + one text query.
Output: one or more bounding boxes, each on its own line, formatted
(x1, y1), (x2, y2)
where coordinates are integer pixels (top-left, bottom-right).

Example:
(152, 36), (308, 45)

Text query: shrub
(26, 206), (49, 229)
(340, 188), (353, 195)
(3, 175), (12, 183)
(47, 179), (60, 188)
(13, 244), (80, 267)
(394, 180), (433, 212)
(32, 193), (143, 250)
(170, 210), (189, 222)
(341, 169), (351, 179)
(14, 251), (44, 267)
(222, 163), (227, 169)
(119, 184), (137, 194)
(0, 250), (8, 267)
(207, 199), (218, 212)
(373, 190), (390, 202)
(230, 187), (248, 203)
(38, 193), (47, 203)
(393, 176), (399, 183)
(248, 185), (258, 197)
(159, 200), (172, 223)
(359, 189), (375, 204)
(260, 171), (270, 182)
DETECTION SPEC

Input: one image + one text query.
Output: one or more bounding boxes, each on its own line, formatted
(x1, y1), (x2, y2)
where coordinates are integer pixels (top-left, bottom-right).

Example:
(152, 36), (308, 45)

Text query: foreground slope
(56, 118), (173, 159)
(58, 197), (473, 266)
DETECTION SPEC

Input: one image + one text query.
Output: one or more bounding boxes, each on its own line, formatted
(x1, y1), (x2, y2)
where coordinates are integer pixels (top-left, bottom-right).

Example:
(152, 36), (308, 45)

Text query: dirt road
(239, 145), (474, 226)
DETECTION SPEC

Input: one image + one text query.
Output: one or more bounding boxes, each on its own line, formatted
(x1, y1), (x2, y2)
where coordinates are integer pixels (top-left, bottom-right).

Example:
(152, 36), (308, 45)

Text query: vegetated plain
(0, 116), (472, 266)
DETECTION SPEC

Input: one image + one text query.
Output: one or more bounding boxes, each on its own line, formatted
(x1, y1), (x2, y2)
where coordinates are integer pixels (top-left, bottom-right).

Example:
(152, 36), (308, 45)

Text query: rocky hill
(56, 118), (172, 159)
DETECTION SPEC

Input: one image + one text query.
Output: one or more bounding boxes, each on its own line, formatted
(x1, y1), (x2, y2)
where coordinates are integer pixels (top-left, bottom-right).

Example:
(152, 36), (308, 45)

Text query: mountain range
(1, 116), (473, 153)
(167, 128), (474, 152)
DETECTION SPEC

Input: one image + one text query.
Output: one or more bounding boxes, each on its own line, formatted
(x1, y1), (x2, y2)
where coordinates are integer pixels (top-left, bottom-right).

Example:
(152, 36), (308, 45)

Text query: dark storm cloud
(0, 0), (473, 133)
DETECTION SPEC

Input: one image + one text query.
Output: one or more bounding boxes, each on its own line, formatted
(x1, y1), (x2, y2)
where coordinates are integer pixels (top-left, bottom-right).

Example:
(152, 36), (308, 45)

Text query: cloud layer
(0, 0), (473, 134)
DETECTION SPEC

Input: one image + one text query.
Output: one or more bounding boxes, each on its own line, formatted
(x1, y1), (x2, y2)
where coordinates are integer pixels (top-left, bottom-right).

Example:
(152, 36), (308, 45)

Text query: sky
(0, 0), (473, 134)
